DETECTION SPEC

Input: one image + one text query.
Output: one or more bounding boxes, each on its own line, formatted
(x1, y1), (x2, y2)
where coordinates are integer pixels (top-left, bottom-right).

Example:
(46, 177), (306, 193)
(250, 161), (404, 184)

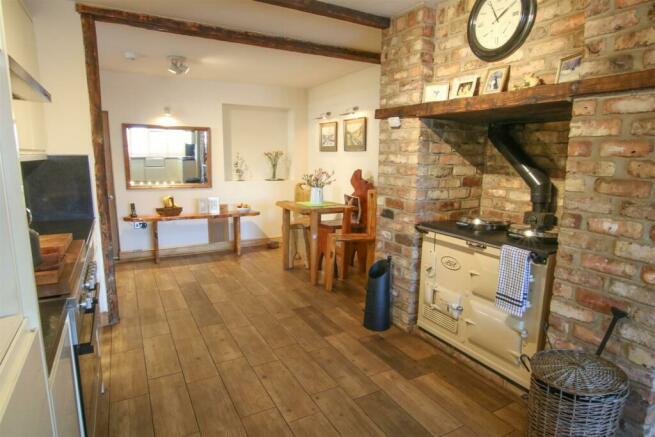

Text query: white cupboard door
(50, 316), (82, 437)
(0, 323), (54, 437)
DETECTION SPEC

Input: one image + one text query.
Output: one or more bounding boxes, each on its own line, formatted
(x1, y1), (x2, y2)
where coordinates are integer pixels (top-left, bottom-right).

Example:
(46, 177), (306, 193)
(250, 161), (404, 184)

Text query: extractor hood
(8, 54), (51, 103)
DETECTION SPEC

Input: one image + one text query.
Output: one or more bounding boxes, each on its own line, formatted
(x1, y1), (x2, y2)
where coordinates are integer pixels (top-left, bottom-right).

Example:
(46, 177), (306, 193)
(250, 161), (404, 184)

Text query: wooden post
(309, 211), (320, 285)
(282, 208), (291, 270)
(80, 13), (119, 324)
(152, 221), (159, 264)
(233, 216), (241, 256)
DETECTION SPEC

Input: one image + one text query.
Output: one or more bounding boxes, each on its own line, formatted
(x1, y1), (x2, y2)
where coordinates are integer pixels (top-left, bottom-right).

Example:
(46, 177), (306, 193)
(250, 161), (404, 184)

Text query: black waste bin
(363, 257), (391, 331)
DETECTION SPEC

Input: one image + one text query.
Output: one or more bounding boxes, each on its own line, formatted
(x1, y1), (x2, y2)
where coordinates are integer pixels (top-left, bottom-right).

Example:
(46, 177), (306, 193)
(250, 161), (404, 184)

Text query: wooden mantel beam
(252, 0), (390, 29)
(75, 3), (380, 64)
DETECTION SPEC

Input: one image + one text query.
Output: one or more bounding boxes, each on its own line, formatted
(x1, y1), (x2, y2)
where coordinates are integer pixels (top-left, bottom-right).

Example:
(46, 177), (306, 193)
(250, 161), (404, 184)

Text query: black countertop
(417, 220), (558, 260)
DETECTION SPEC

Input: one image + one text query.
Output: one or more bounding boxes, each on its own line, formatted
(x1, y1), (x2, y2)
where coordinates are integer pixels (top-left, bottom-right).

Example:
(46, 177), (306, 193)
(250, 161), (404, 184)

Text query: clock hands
(488, 1), (500, 22)
(496, 0), (517, 21)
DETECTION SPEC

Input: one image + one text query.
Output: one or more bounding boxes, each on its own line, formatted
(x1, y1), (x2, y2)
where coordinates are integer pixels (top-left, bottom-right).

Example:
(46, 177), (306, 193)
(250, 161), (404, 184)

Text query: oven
(65, 230), (103, 437)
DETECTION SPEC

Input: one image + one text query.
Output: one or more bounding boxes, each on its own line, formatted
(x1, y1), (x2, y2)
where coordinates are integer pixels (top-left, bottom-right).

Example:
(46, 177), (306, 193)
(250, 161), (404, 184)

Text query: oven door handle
(77, 291), (98, 356)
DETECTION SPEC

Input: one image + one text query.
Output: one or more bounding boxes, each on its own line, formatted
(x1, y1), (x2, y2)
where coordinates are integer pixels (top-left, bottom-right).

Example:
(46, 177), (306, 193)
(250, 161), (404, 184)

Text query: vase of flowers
(264, 150), (284, 181)
(233, 152), (246, 181)
(302, 168), (335, 204)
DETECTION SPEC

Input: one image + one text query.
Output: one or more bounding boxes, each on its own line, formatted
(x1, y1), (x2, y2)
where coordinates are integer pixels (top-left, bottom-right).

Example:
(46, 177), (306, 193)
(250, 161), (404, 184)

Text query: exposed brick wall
(378, 1), (655, 432)
(549, 89), (655, 436)
(377, 7), (436, 328)
(480, 122), (569, 222)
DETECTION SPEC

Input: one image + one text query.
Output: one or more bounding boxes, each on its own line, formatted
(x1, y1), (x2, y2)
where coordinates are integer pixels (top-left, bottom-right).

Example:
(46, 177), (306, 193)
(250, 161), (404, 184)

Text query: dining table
(276, 200), (352, 285)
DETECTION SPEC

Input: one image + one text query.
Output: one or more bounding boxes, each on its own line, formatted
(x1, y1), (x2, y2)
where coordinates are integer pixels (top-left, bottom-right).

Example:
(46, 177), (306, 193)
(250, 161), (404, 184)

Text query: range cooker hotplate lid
(507, 224), (559, 243)
(455, 216), (511, 232)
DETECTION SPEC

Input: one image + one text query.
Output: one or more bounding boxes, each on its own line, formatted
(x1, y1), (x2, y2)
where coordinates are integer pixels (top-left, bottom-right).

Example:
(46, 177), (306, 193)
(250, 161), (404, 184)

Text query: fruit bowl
(156, 206), (183, 217)
(236, 203), (250, 213)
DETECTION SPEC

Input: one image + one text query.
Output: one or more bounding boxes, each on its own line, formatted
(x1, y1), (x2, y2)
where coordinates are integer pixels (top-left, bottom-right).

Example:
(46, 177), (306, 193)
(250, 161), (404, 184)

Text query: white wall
(28, 0), (107, 311)
(307, 66), (380, 201)
(100, 70), (308, 253)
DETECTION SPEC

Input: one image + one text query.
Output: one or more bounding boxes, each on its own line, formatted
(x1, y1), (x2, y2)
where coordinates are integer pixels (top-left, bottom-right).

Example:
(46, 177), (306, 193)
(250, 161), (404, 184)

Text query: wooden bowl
(156, 206), (183, 217)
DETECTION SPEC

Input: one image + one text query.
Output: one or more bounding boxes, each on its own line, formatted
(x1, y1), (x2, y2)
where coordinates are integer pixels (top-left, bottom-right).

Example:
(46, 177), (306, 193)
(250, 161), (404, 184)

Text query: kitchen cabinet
(2, 0), (47, 158)
(50, 315), (83, 437)
(0, 318), (54, 436)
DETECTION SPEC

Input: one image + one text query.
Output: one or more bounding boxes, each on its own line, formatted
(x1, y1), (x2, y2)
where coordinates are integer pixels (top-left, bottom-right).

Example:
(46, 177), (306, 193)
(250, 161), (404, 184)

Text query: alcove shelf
(375, 69), (655, 124)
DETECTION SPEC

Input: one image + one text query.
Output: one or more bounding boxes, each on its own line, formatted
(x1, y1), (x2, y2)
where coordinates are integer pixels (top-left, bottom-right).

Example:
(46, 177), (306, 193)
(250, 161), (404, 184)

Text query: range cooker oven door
(73, 262), (102, 437)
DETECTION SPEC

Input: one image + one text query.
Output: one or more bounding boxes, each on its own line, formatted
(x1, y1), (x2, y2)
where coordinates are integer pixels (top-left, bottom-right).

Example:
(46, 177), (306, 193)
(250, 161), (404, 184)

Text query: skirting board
(118, 237), (279, 262)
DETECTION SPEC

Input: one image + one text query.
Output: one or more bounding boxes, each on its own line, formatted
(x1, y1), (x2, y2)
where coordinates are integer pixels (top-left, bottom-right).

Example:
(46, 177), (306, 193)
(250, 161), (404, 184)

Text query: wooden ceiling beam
(75, 3), (380, 64)
(252, 0), (390, 29)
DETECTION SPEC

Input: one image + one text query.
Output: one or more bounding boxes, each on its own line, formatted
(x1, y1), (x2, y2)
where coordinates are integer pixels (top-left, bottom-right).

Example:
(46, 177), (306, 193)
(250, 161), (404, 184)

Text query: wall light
(340, 106), (360, 116)
(158, 106), (176, 126)
(314, 111), (332, 120)
(168, 55), (190, 75)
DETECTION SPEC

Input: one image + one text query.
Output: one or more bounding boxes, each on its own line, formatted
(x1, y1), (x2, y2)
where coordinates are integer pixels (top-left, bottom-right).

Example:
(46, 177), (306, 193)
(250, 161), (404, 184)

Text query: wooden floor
(96, 248), (527, 437)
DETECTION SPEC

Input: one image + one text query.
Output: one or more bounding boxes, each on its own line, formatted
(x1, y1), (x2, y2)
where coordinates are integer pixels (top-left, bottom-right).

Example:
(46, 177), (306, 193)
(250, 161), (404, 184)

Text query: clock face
(468, 0), (536, 61)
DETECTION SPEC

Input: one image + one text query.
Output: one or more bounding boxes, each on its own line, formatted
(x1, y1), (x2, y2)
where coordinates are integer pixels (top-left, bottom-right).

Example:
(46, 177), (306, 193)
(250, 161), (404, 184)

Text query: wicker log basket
(524, 307), (630, 436)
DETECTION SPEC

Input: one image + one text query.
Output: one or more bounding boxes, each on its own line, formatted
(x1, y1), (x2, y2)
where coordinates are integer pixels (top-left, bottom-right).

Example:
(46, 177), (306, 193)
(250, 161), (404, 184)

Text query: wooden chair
(289, 183), (310, 268)
(324, 189), (377, 292)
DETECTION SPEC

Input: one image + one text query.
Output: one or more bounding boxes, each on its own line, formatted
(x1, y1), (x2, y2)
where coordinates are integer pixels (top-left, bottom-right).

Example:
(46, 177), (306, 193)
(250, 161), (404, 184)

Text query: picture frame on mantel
(319, 121), (338, 152)
(482, 66), (510, 94)
(422, 81), (450, 102)
(556, 53), (583, 83)
(344, 117), (367, 152)
(450, 74), (479, 99)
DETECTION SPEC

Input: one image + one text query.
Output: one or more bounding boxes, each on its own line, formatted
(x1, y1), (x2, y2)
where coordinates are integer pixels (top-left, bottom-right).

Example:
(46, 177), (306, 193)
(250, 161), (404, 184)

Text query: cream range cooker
(417, 220), (557, 388)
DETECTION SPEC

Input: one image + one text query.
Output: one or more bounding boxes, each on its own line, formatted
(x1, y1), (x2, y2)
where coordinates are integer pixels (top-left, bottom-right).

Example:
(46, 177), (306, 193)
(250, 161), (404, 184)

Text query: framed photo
(482, 66), (510, 94)
(556, 53), (583, 83)
(422, 82), (450, 102)
(450, 75), (479, 99)
(344, 117), (367, 152)
(319, 121), (338, 152)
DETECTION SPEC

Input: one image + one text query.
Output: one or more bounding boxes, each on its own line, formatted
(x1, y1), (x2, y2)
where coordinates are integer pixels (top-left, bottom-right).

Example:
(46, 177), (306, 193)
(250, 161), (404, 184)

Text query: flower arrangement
(302, 168), (335, 188)
(233, 152), (246, 181)
(264, 150), (284, 180)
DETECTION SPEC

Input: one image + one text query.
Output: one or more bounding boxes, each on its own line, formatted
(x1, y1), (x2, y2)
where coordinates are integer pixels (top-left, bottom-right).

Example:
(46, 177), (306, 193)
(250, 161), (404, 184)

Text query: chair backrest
(365, 190), (377, 237)
(344, 194), (362, 225)
(295, 182), (310, 202)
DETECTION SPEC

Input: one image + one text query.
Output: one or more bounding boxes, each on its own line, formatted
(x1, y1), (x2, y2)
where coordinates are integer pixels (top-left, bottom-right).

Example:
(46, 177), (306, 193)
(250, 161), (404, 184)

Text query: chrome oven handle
(466, 241), (487, 250)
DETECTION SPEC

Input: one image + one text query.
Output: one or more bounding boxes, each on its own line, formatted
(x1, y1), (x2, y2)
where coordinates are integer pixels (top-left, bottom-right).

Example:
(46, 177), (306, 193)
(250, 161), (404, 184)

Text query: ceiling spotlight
(167, 55), (190, 75)
(340, 106), (359, 116)
(314, 111), (332, 120)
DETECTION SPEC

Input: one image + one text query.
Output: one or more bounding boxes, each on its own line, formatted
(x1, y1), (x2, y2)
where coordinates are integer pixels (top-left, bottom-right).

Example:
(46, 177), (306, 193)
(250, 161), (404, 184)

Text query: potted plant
(264, 150), (284, 181)
(302, 168), (335, 204)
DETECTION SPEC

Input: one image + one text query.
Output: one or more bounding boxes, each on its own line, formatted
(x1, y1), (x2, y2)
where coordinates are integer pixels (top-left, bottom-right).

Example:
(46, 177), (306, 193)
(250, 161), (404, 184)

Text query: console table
(123, 210), (260, 263)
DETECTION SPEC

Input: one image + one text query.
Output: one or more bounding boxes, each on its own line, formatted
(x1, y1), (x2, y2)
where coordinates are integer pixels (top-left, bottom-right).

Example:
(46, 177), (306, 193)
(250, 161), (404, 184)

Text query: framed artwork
(344, 117), (367, 152)
(319, 121), (338, 152)
(450, 75), (479, 99)
(422, 82), (450, 102)
(556, 53), (583, 83)
(482, 66), (510, 94)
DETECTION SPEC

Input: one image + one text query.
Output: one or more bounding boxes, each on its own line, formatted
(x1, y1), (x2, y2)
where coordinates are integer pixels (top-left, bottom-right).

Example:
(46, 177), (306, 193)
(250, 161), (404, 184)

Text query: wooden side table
(123, 210), (260, 263)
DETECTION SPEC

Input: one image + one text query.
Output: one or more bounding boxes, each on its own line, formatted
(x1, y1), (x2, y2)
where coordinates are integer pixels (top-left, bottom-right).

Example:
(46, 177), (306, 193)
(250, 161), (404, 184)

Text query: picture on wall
(344, 117), (367, 152)
(482, 66), (510, 94)
(422, 82), (450, 102)
(556, 53), (583, 83)
(319, 121), (338, 152)
(450, 74), (479, 99)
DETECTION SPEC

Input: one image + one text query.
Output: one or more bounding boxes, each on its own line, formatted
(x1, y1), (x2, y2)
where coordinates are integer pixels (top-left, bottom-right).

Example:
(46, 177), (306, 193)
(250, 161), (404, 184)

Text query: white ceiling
(96, 22), (377, 88)
(85, 1), (428, 88)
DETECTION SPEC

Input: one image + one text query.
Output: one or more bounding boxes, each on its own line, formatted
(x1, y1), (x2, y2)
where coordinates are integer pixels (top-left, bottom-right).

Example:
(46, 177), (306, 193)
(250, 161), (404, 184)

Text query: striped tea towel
(495, 245), (532, 317)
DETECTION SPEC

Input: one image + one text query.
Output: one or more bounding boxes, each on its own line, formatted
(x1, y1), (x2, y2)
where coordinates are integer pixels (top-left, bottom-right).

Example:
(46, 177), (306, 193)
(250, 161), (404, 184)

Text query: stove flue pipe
(488, 124), (552, 213)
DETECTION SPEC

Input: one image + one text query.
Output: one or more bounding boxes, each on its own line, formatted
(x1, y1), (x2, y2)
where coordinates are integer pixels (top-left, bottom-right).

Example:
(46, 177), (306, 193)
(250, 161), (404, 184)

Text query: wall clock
(467, 0), (536, 62)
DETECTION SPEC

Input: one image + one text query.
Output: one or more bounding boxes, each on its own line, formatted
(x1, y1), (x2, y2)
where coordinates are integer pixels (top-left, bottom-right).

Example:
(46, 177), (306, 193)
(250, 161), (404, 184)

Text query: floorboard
(104, 249), (527, 437)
